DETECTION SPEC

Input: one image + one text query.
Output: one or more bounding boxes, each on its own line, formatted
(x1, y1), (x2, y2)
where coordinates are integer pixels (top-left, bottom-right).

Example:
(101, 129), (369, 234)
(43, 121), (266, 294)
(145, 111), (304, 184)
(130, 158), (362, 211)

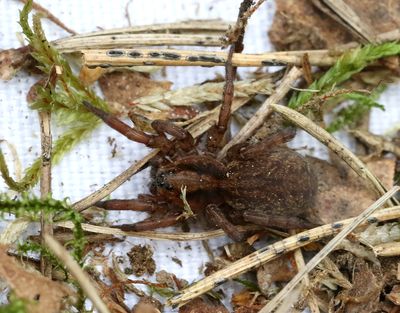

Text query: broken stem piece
(44, 235), (110, 313)
(39, 111), (52, 277)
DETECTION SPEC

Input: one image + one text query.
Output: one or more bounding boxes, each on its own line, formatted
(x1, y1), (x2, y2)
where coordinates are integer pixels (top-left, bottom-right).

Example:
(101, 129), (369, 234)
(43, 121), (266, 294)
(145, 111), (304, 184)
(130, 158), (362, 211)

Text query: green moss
(0, 0), (109, 192)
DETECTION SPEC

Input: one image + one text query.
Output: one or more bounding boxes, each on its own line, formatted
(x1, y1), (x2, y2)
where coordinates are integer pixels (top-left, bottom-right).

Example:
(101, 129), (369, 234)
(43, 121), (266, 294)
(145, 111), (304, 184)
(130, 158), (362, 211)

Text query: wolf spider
(83, 99), (318, 241)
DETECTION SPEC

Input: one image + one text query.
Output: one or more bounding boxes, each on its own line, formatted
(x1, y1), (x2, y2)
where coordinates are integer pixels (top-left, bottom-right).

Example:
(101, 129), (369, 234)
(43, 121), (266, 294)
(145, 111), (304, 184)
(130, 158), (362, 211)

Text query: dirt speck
(127, 244), (156, 276)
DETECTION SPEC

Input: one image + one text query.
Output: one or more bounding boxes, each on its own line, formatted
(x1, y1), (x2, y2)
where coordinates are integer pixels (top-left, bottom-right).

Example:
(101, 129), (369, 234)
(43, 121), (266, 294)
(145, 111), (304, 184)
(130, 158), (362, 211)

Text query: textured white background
(0, 0), (399, 311)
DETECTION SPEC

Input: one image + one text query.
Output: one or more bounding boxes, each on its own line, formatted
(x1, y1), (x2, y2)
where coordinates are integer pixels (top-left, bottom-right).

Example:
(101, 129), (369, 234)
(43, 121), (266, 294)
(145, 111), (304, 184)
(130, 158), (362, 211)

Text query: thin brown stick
(19, 0), (76, 35)
(261, 186), (399, 312)
(44, 235), (111, 313)
(39, 111), (52, 277)
(167, 205), (400, 308)
(217, 67), (303, 159)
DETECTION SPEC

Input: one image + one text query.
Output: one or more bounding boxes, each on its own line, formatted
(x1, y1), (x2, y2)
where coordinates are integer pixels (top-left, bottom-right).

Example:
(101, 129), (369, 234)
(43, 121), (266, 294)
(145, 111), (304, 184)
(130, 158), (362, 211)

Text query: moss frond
(1, 0), (108, 192)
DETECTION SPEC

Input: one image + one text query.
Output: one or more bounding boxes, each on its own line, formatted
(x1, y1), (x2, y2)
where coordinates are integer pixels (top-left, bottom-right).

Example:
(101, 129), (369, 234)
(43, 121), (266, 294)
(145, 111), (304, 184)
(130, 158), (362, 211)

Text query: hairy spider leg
(206, 204), (245, 242)
(96, 194), (163, 212)
(225, 127), (296, 161)
(83, 101), (195, 153)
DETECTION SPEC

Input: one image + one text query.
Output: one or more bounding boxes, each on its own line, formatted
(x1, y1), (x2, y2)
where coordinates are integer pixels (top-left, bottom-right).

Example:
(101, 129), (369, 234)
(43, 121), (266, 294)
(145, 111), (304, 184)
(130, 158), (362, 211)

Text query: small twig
(44, 235), (111, 313)
(55, 221), (259, 241)
(260, 186), (399, 312)
(39, 111), (52, 277)
(218, 67), (303, 159)
(18, 0), (76, 35)
(269, 103), (391, 200)
(167, 203), (400, 308)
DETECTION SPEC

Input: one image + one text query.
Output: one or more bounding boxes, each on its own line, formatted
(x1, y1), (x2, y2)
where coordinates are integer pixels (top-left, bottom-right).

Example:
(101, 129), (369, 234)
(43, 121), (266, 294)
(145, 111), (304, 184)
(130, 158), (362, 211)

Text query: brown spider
(82, 101), (319, 241)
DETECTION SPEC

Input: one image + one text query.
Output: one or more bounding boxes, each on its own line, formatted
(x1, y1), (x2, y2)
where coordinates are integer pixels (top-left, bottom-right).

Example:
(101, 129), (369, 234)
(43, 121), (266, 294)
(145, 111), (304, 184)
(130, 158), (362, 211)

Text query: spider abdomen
(223, 146), (317, 219)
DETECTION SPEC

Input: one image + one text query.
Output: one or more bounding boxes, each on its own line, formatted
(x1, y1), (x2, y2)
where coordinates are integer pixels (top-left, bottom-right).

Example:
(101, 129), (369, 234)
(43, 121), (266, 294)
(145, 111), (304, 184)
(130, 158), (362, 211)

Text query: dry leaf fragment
(127, 244), (156, 277)
(269, 0), (354, 51)
(256, 253), (297, 296)
(131, 296), (162, 313)
(0, 47), (33, 81)
(0, 245), (73, 313)
(99, 71), (172, 111)
(179, 298), (229, 313)
(332, 256), (383, 313)
(309, 157), (395, 223)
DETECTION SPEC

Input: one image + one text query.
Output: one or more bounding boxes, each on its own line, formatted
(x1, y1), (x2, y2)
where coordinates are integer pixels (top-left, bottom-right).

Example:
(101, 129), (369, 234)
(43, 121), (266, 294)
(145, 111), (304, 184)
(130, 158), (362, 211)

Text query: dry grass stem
(290, 230), (320, 313)
(167, 204), (400, 307)
(72, 149), (158, 212)
(133, 77), (273, 110)
(55, 221), (259, 241)
(56, 34), (224, 52)
(83, 48), (338, 68)
(44, 235), (111, 313)
(39, 111), (53, 277)
(270, 103), (390, 200)
(260, 186), (399, 313)
(373, 242), (400, 257)
(69, 20), (231, 38)
(218, 67), (302, 159)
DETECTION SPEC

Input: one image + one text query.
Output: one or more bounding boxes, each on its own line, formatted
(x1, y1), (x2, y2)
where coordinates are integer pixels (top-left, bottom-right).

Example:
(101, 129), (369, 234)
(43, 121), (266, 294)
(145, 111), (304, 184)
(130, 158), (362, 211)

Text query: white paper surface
(0, 0), (399, 311)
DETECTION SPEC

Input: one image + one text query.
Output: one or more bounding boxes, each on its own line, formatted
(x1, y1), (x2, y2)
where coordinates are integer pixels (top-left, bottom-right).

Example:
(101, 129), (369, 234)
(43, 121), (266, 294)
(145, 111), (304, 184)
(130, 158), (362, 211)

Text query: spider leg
(227, 127), (296, 160)
(243, 209), (318, 229)
(206, 204), (245, 242)
(95, 198), (160, 212)
(151, 120), (194, 151)
(116, 212), (181, 231)
(83, 100), (155, 146)
(83, 101), (193, 153)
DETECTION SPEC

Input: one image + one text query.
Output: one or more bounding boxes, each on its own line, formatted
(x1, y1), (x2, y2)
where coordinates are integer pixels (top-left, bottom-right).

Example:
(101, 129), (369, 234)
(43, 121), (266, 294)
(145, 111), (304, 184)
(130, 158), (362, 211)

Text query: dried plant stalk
(69, 19), (230, 38)
(83, 48), (337, 68)
(56, 34), (223, 52)
(167, 204), (400, 307)
(39, 111), (53, 277)
(133, 77), (273, 110)
(55, 221), (259, 241)
(261, 186), (399, 312)
(44, 235), (110, 313)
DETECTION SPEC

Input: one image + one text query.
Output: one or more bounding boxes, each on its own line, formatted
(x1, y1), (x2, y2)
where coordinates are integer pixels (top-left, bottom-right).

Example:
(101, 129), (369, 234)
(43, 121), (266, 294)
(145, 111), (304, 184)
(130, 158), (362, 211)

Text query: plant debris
(0, 245), (73, 313)
(178, 298), (229, 313)
(99, 71), (172, 113)
(127, 244), (156, 277)
(131, 296), (163, 313)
